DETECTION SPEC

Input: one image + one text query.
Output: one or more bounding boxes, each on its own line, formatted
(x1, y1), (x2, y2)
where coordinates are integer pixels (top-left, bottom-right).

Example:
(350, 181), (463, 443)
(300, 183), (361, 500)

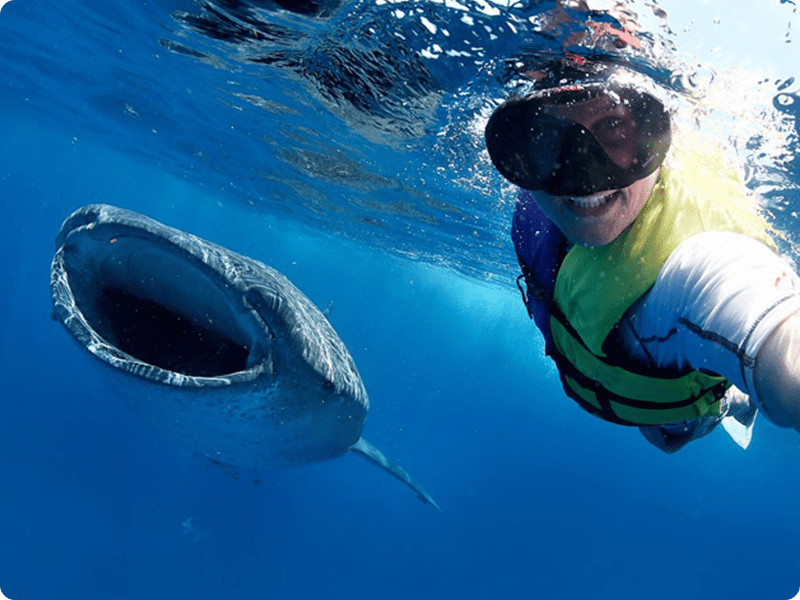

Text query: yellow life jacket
(549, 147), (777, 426)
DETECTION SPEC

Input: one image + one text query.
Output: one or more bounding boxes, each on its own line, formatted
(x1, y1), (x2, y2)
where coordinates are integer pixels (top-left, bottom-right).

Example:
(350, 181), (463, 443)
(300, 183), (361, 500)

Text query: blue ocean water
(1, 0), (800, 599)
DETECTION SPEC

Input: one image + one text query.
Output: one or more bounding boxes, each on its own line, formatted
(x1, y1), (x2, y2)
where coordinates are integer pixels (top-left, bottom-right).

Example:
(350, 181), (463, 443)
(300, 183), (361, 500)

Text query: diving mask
(485, 82), (671, 197)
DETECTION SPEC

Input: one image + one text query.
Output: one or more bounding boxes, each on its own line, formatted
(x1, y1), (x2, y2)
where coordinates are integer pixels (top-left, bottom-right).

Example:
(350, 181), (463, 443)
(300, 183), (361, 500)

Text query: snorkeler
(485, 56), (800, 452)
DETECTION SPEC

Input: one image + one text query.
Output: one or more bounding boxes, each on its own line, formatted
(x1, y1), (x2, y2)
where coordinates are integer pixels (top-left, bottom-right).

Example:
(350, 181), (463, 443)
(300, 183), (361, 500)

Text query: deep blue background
(3, 102), (800, 600)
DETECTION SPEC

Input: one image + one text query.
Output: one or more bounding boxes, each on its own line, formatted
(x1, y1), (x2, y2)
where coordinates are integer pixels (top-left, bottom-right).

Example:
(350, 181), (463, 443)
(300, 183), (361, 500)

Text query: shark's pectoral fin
(350, 438), (440, 512)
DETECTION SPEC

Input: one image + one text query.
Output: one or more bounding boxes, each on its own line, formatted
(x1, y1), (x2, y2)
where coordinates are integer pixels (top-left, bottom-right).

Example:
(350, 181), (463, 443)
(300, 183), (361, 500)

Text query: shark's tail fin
(350, 438), (440, 512)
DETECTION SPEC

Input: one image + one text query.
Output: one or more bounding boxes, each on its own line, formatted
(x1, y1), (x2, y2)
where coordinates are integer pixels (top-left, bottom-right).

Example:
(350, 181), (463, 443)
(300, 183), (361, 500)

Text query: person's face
(531, 93), (658, 247)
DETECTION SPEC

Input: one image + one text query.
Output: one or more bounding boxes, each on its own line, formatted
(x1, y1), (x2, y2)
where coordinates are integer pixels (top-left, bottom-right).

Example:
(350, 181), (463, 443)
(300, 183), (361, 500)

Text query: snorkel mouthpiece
(485, 82), (671, 197)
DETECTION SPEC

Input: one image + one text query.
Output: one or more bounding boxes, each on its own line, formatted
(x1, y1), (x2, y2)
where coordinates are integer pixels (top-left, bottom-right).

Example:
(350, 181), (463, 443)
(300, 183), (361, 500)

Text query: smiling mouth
(565, 190), (622, 211)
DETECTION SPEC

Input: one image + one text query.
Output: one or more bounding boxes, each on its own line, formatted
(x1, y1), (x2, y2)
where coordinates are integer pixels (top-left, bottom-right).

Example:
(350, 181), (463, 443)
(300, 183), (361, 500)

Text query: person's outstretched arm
(754, 310), (800, 431)
(616, 231), (800, 430)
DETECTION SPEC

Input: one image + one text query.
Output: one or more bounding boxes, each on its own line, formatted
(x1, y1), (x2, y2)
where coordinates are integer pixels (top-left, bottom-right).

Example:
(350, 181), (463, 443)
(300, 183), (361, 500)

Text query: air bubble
(688, 68), (715, 90)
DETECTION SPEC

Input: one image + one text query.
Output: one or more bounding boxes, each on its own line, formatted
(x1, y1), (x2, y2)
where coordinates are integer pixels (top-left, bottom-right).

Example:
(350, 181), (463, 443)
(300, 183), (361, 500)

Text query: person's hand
(587, 21), (641, 50)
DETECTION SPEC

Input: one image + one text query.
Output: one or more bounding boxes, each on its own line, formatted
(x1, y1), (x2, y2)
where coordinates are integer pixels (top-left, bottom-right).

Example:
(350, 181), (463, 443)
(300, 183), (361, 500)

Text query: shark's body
(50, 204), (437, 510)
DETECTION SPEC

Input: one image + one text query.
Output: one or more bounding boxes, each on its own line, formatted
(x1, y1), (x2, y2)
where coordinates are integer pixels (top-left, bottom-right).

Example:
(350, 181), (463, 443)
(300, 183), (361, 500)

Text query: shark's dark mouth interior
(62, 231), (268, 378)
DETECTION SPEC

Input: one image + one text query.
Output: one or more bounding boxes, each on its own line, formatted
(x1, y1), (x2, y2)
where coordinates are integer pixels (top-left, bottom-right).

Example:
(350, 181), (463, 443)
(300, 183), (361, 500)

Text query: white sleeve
(621, 231), (800, 405)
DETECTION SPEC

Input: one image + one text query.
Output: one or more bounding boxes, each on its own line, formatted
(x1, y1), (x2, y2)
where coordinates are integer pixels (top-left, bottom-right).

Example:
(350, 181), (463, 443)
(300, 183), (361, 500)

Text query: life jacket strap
(548, 345), (729, 426)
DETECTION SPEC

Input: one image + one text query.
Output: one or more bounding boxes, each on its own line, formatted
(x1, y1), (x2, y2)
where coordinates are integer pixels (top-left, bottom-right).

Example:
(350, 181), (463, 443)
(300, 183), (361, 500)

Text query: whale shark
(50, 204), (438, 510)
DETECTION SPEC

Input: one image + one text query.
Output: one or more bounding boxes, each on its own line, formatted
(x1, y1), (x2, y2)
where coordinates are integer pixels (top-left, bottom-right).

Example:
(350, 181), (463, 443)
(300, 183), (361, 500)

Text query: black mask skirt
(484, 84), (671, 197)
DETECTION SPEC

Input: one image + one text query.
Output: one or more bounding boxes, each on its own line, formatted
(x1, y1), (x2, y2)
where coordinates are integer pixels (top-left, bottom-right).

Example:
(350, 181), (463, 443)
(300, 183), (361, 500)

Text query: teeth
(569, 192), (615, 209)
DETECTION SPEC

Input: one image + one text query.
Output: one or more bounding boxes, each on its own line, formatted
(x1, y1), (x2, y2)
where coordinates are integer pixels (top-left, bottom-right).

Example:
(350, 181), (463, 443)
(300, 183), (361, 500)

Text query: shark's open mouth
(55, 219), (269, 378)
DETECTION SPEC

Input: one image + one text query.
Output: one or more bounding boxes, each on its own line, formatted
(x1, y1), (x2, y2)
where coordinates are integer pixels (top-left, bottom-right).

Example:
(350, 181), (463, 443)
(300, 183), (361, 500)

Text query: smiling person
(485, 55), (800, 452)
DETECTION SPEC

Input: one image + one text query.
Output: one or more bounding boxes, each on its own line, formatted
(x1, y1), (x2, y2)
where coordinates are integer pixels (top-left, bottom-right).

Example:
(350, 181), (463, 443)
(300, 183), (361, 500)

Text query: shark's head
(50, 204), (368, 467)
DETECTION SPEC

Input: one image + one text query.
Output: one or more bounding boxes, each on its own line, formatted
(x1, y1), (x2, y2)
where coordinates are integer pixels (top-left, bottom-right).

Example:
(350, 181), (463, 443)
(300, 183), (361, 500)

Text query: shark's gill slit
(63, 235), (266, 378)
